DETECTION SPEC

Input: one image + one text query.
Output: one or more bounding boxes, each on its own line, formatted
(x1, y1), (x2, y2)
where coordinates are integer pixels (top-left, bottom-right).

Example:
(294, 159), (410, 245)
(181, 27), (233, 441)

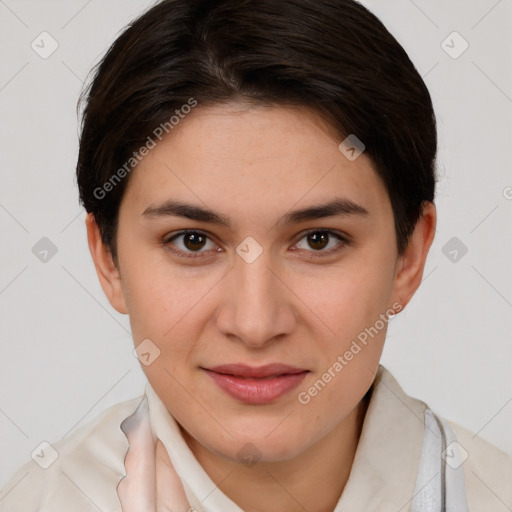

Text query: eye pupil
(308, 232), (329, 250)
(184, 233), (206, 251)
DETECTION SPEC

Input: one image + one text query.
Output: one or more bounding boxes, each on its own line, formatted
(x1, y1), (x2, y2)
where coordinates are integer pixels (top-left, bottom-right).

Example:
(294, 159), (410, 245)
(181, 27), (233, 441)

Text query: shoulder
(0, 395), (143, 512)
(376, 367), (511, 509)
(448, 421), (512, 511)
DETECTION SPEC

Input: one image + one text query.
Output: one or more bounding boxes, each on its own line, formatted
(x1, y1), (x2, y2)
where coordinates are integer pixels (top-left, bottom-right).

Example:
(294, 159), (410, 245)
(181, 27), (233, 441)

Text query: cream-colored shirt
(1, 366), (510, 511)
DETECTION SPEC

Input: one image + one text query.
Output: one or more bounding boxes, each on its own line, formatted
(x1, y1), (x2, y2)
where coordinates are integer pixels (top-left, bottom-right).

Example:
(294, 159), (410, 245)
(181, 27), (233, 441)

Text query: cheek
(121, 251), (220, 340)
(298, 251), (396, 340)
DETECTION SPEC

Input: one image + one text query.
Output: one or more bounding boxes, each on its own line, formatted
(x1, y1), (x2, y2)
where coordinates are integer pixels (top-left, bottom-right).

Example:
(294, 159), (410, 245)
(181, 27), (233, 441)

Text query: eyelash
(161, 229), (350, 260)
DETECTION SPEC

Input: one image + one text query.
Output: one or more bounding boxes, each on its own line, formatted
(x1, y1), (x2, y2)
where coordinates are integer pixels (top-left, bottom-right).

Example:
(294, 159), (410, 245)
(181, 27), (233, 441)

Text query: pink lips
(202, 364), (309, 404)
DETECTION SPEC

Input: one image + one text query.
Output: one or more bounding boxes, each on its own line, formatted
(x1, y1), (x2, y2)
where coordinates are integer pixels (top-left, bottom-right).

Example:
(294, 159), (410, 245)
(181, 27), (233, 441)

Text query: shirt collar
(334, 366), (426, 511)
(144, 365), (426, 512)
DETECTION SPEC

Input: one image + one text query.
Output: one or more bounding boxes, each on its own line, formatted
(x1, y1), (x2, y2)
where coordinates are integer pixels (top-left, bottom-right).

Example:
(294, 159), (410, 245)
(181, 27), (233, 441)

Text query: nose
(216, 249), (297, 348)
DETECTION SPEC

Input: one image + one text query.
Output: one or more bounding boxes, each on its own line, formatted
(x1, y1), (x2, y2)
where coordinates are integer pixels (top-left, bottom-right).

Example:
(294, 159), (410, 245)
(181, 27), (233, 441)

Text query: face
(93, 104), (427, 463)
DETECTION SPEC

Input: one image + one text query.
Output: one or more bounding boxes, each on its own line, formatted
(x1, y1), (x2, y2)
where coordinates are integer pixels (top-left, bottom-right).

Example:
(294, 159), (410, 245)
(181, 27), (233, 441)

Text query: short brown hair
(77, 0), (437, 261)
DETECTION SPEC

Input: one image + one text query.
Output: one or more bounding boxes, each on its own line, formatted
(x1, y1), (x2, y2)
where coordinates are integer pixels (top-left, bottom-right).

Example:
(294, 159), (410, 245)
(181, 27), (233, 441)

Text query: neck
(181, 392), (370, 512)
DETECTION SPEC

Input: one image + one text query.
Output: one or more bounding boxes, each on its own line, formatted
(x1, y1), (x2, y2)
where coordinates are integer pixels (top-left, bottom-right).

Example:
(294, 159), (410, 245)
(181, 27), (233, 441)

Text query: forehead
(120, 104), (391, 225)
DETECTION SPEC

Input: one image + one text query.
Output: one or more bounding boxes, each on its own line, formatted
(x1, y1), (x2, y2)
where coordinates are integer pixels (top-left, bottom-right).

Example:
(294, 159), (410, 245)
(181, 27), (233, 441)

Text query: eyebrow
(141, 198), (369, 227)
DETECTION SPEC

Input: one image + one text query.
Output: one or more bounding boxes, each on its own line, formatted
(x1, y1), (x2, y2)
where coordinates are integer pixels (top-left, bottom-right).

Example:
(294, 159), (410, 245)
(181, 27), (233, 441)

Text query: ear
(391, 201), (437, 312)
(85, 213), (128, 314)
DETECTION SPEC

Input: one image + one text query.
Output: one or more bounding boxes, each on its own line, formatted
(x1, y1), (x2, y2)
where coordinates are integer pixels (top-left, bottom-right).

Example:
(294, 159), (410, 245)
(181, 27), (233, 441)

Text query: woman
(1, 0), (510, 510)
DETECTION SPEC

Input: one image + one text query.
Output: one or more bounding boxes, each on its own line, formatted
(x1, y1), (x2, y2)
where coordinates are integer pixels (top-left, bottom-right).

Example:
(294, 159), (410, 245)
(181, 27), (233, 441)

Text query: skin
(87, 103), (436, 512)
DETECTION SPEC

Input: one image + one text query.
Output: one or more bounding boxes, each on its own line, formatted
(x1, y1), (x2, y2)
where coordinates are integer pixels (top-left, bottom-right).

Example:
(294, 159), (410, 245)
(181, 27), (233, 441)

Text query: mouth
(201, 364), (309, 404)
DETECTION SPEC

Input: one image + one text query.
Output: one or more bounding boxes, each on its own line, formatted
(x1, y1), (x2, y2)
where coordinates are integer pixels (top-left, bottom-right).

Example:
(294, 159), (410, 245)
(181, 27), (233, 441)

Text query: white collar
(143, 366), (437, 511)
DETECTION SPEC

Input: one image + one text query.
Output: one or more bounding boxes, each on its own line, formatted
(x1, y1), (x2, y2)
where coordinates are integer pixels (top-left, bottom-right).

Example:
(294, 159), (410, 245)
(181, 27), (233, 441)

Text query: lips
(208, 363), (307, 378)
(202, 364), (309, 404)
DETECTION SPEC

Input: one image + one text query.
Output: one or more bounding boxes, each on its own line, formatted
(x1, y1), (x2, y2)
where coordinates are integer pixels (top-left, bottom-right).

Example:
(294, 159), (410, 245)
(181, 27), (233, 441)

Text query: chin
(204, 425), (312, 464)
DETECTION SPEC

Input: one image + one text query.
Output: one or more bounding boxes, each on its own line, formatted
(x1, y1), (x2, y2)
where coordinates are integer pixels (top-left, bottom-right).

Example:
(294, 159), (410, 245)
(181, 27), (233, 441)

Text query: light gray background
(0, 0), (511, 489)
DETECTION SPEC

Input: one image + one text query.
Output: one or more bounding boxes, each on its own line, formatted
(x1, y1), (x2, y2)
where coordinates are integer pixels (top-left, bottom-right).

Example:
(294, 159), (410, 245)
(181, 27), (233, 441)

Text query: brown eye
(163, 230), (218, 258)
(307, 232), (329, 250)
(294, 230), (348, 256)
(182, 232), (207, 251)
